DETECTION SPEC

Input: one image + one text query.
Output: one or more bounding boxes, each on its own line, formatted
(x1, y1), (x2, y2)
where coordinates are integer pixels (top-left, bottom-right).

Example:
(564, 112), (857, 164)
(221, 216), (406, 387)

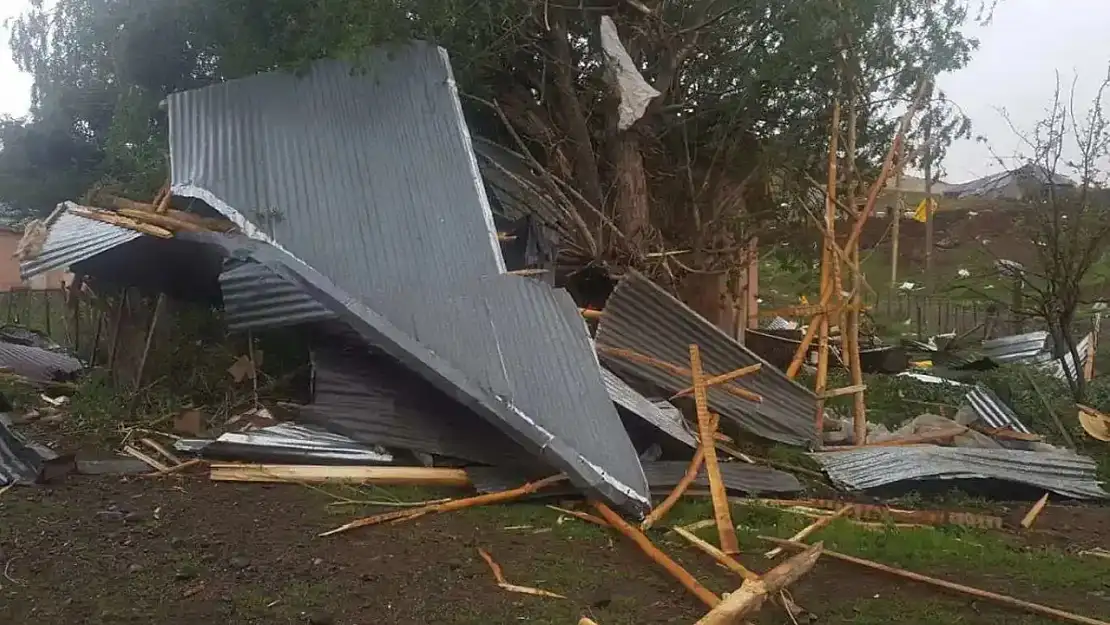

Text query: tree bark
(613, 130), (651, 245)
(549, 13), (605, 214)
(680, 269), (730, 329)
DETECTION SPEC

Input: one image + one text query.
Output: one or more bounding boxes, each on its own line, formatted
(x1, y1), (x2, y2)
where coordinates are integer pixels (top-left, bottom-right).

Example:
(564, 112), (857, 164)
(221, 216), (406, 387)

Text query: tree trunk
(680, 269), (731, 330)
(1057, 315), (1087, 401)
(613, 130), (650, 246)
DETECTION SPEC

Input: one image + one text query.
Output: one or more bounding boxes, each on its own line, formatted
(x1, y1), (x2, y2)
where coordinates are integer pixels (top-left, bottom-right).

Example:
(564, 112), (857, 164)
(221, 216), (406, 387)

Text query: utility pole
(923, 104), (934, 297)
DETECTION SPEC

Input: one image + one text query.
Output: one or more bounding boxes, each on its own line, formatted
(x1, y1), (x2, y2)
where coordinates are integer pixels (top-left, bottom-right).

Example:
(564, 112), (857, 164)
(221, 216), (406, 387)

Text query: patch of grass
(823, 597), (1054, 625)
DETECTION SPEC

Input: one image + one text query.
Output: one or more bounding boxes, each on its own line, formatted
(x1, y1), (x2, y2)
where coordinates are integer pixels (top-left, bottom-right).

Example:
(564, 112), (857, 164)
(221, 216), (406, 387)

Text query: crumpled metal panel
(813, 446), (1107, 500)
(600, 367), (696, 448)
(596, 271), (818, 447)
(173, 422), (393, 465)
(301, 336), (531, 467)
(965, 385), (1031, 434)
(20, 203), (143, 279)
(0, 414), (55, 486)
(220, 260), (337, 332)
(168, 43), (650, 514)
(979, 331), (1049, 364)
(1039, 333), (1092, 382)
(0, 341), (83, 382)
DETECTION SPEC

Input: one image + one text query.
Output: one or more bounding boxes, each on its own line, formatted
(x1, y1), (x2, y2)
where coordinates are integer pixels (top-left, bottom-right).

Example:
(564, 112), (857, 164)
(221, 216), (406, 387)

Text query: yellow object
(910, 360), (933, 368)
(911, 198), (935, 223)
(1077, 405), (1110, 442)
(799, 295), (809, 305)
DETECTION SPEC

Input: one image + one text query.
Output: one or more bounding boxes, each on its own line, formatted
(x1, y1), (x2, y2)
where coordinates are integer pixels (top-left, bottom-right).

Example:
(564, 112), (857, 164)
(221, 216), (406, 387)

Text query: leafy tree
(2, 0), (989, 323)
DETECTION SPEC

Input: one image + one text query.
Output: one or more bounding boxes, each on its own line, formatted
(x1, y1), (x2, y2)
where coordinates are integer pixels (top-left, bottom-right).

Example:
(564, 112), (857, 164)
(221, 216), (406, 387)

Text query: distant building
(943, 163), (1075, 201)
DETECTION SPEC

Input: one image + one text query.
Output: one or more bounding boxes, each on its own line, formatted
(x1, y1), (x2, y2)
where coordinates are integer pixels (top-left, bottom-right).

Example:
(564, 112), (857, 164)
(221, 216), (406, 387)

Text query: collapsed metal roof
(813, 446), (1107, 499)
(166, 44), (650, 513)
(595, 271), (819, 447)
(20, 203), (142, 280)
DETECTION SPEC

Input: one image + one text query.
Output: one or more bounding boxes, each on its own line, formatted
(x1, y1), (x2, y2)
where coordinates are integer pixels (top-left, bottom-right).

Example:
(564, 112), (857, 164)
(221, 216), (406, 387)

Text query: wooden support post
(133, 293), (165, 389)
(670, 363), (762, 400)
(694, 543), (823, 625)
(690, 344), (739, 555)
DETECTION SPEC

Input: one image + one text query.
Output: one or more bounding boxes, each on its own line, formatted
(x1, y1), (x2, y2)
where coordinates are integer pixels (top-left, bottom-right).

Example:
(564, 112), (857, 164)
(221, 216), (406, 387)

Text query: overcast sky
(0, 0), (1108, 183)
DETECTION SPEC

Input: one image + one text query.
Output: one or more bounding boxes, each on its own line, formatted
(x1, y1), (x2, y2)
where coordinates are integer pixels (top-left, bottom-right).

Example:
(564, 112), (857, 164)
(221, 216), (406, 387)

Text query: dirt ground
(2, 474), (1108, 625)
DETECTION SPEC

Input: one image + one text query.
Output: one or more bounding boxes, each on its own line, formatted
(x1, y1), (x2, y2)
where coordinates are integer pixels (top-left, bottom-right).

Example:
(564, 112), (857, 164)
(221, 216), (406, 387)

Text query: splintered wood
(320, 474), (566, 536)
(689, 344), (739, 555)
(762, 537), (1110, 625)
(694, 543), (824, 625)
(477, 548), (566, 599)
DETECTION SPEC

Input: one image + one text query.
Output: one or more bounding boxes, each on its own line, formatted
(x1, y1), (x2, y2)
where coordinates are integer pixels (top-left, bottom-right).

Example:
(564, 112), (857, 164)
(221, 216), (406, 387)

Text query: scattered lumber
(765, 505), (852, 559)
(671, 526), (758, 581)
(596, 346), (762, 403)
(745, 498), (1003, 530)
(690, 344), (739, 555)
(140, 437), (183, 466)
(669, 363), (762, 400)
(694, 543), (823, 625)
(320, 474), (566, 536)
(210, 464), (471, 486)
(122, 445), (171, 472)
(478, 548), (566, 599)
(146, 458), (206, 477)
(1020, 493), (1050, 529)
(546, 505), (608, 527)
(592, 501), (720, 608)
(762, 537), (1110, 625)
(641, 447), (704, 530)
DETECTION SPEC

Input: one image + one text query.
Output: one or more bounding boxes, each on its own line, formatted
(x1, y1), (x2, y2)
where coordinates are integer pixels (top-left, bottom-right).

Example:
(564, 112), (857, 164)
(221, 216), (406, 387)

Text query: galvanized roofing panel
(601, 367), (697, 448)
(813, 446), (1107, 500)
(176, 422), (394, 465)
(0, 415), (50, 486)
(0, 341), (83, 383)
(979, 331), (1049, 364)
(21, 203), (143, 279)
(220, 260), (337, 332)
(595, 271), (818, 447)
(302, 337), (531, 467)
(965, 385), (1031, 434)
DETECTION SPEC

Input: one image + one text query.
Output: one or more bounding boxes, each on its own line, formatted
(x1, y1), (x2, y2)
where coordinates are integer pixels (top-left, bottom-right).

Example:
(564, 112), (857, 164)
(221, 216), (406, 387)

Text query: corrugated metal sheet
(0, 341), (83, 382)
(168, 43), (650, 514)
(220, 260), (337, 332)
(964, 385), (1031, 434)
(600, 367), (697, 448)
(1039, 333), (1092, 382)
(21, 203), (143, 279)
(595, 272), (818, 447)
(813, 446), (1107, 500)
(471, 138), (573, 240)
(301, 335), (532, 467)
(174, 422), (394, 465)
(979, 331), (1049, 364)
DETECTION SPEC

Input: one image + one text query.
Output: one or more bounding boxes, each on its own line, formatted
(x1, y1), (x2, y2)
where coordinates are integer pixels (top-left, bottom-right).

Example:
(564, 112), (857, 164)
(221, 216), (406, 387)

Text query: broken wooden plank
(743, 498), (1004, 529)
(765, 504), (852, 559)
(146, 458), (206, 476)
(1020, 493), (1050, 529)
(818, 384), (867, 400)
(140, 437), (183, 466)
(210, 464), (471, 486)
(320, 475), (566, 536)
(122, 445), (170, 472)
(546, 505), (608, 527)
(641, 447), (705, 530)
(695, 542), (823, 625)
(762, 537), (1110, 625)
(822, 426), (969, 449)
(671, 526), (758, 581)
(690, 344), (738, 555)
(592, 501), (719, 608)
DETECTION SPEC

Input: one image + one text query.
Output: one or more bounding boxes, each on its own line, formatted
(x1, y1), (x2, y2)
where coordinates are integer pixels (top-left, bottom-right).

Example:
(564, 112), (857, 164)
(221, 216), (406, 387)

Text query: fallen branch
(1020, 493), (1050, 529)
(761, 537), (1110, 625)
(592, 501), (719, 608)
(765, 505), (852, 559)
(694, 543), (823, 625)
(478, 548), (566, 599)
(321, 474), (566, 537)
(671, 526), (758, 581)
(210, 464), (471, 486)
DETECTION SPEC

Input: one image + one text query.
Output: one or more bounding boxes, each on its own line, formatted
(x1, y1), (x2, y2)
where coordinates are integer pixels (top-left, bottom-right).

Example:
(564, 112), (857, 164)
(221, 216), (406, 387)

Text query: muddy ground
(2, 474), (1107, 625)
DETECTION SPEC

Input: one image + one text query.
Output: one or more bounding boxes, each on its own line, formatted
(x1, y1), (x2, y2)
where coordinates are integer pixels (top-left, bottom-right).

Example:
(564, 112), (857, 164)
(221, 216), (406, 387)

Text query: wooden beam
(762, 537), (1110, 625)
(597, 346), (762, 403)
(765, 505), (852, 559)
(210, 464), (471, 486)
(694, 543), (823, 625)
(690, 344), (739, 555)
(670, 363), (762, 400)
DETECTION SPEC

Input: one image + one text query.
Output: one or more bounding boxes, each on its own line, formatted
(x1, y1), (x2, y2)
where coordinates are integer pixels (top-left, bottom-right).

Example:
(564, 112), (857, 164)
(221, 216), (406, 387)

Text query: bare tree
(986, 66), (1110, 400)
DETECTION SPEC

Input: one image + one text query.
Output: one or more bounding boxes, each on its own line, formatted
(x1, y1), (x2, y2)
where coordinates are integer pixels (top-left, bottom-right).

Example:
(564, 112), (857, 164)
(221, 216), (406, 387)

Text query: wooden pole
(690, 344), (739, 555)
(593, 502), (720, 608)
(672, 526), (758, 581)
(765, 504), (852, 559)
(641, 447), (704, 529)
(762, 537), (1110, 625)
(133, 293), (166, 389)
(844, 81), (867, 446)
